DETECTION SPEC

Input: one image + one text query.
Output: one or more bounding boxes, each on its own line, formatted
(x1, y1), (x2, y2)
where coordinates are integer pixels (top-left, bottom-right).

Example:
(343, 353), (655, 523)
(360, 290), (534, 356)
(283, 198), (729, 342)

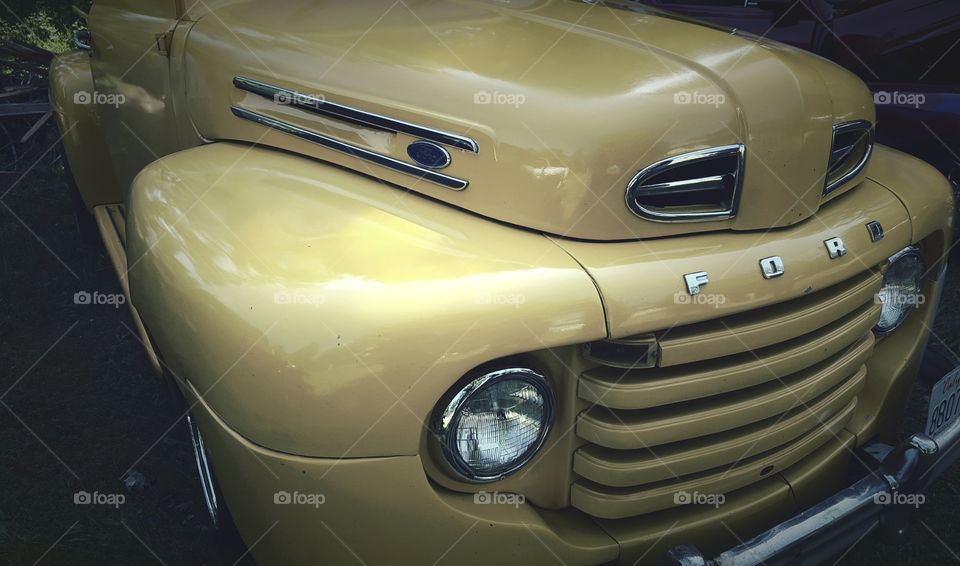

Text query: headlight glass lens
(875, 247), (924, 335)
(435, 368), (554, 481)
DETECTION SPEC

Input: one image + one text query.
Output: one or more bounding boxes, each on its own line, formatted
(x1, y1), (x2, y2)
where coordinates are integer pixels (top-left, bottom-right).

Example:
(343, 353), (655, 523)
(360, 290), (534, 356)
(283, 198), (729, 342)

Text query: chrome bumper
(663, 389), (960, 566)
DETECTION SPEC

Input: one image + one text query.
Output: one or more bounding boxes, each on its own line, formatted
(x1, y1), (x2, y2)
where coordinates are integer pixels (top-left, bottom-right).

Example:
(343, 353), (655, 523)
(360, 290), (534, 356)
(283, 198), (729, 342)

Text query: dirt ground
(1, 167), (225, 564)
(1, 164), (958, 565)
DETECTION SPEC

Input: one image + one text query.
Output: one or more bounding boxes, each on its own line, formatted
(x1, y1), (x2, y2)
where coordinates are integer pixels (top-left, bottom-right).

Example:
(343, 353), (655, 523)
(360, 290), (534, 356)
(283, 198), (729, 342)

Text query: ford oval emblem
(407, 141), (451, 170)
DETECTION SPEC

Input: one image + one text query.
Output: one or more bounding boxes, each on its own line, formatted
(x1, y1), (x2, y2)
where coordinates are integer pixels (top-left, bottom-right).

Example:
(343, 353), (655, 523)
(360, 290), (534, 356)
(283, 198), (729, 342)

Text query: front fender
(126, 142), (606, 457)
(866, 144), (956, 245)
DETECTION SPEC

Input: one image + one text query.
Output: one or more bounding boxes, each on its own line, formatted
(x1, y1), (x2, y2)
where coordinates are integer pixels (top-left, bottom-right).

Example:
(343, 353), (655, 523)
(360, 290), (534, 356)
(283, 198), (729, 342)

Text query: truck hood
(183, 0), (874, 240)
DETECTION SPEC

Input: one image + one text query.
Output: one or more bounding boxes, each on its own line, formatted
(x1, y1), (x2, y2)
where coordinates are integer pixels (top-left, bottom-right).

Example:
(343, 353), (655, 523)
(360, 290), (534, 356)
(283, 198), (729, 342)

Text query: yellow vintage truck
(51, 0), (959, 564)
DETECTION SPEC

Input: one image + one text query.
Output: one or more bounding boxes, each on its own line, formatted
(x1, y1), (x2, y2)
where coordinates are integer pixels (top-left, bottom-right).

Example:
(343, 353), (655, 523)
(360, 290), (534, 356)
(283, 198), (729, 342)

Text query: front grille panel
(571, 388), (860, 519)
(657, 269), (880, 366)
(571, 269), (882, 520)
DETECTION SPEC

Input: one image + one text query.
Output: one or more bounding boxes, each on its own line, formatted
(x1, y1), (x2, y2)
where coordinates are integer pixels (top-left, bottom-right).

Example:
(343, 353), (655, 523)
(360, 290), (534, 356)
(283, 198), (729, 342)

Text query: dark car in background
(643, 0), (960, 186)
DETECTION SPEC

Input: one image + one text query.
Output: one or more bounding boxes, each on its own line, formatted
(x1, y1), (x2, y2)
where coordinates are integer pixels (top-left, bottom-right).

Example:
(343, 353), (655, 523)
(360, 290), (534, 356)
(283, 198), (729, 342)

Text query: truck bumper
(664, 368), (960, 566)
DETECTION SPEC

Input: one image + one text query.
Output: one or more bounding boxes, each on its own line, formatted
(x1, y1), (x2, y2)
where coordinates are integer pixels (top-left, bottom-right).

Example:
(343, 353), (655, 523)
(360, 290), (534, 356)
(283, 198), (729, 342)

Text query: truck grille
(571, 269), (883, 519)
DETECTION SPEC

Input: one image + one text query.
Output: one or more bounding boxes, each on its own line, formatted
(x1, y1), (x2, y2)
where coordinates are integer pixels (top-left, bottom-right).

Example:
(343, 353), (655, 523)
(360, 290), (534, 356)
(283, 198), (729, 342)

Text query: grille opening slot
(583, 334), (659, 369)
(825, 121), (874, 194)
(626, 144), (744, 221)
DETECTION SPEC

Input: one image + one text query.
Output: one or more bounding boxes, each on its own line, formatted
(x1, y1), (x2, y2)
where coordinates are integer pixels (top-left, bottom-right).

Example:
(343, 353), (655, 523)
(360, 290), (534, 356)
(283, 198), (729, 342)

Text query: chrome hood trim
(233, 76), (480, 154)
(230, 106), (469, 190)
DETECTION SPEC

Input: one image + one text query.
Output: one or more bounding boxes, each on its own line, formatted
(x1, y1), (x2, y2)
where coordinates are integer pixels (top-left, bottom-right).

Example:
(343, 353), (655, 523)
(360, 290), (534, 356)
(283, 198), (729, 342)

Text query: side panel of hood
(183, 0), (873, 240)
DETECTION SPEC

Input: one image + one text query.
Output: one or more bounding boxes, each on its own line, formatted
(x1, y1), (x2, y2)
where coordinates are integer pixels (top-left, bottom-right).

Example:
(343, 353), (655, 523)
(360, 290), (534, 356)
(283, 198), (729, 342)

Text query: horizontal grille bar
(575, 379), (861, 487)
(657, 269), (881, 366)
(579, 303), (879, 410)
(577, 336), (873, 450)
(571, 268), (882, 520)
(571, 380), (862, 519)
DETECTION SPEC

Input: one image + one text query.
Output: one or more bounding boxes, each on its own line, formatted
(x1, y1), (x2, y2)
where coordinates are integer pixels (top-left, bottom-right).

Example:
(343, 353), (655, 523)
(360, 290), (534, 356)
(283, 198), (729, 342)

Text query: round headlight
(433, 368), (554, 482)
(875, 247), (925, 335)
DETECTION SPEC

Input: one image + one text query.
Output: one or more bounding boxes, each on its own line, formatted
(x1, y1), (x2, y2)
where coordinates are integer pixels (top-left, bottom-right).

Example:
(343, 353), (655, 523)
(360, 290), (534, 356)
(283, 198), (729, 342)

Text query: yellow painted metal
(87, 0), (184, 193)
(579, 314), (878, 410)
(181, 376), (620, 566)
(595, 474), (797, 564)
(571, 394), (859, 519)
(554, 179), (909, 339)
(48, 51), (121, 208)
(179, 0), (873, 241)
(656, 270), (881, 366)
(114, 142), (951, 562)
(577, 351), (869, 450)
(46, 0), (959, 561)
(867, 145), (957, 242)
(780, 430), (858, 511)
(575, 395), (859, 487)
(125, 142), (607, 458)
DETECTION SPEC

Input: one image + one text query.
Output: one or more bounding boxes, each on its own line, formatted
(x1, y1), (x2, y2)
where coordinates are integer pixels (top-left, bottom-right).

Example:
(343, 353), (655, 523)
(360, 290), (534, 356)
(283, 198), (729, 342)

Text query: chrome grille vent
(625, 144), (744, 222)
(824, 121), (874, 195)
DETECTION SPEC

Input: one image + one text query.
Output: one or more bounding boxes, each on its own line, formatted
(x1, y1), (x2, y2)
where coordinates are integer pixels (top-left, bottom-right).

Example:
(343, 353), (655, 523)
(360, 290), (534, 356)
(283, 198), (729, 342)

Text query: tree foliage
(0, 0), (93, 53)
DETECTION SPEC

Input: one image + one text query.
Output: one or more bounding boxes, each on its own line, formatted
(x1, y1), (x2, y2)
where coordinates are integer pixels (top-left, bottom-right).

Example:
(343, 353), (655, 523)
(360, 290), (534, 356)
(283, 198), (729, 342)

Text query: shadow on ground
(1, 165), (226, 564)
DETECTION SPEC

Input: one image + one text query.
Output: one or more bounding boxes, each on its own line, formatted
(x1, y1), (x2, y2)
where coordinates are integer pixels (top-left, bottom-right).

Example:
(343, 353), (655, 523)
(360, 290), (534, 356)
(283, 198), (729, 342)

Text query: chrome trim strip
(230, 106), (469, 191)
(233, 76), (479, 154)
(625, 144), (745, 222)
(639, 175), (727, 196)
(824, 120), (874, 195)
(187, 414), (220, 529)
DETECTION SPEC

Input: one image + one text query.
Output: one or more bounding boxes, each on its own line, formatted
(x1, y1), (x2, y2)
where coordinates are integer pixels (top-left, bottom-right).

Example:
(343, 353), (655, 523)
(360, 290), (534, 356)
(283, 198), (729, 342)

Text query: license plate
(926, 367), (960, 437)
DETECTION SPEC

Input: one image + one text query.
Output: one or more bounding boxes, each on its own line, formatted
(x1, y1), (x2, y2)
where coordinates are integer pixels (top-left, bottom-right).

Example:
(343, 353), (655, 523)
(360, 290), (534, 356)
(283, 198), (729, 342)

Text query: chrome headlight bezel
(431, 367), (555, 483)
(874, 246), (926, 336)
